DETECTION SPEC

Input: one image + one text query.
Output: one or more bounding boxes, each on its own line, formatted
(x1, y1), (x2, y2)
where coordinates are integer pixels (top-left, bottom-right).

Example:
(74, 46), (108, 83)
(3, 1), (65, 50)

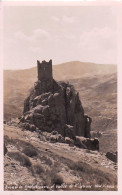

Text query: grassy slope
(4, 124), (117, 191)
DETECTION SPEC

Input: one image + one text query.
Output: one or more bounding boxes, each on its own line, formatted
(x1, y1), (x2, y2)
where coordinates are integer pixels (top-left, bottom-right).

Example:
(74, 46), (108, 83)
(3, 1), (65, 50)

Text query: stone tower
(37, 60), (53, 80)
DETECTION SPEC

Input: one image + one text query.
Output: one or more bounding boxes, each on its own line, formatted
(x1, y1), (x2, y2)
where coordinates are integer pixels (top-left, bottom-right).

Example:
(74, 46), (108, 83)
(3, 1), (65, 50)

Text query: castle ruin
(22, 60), (93, 140)
(37, 60), (53, 81)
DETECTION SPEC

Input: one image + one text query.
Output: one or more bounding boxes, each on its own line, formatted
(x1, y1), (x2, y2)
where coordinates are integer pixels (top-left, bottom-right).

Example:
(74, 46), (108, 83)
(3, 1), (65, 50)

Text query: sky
(3, 5), (117, 69)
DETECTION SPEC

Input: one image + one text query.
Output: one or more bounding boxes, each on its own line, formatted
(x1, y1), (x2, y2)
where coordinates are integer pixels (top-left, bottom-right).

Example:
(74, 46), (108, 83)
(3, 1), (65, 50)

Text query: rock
(75, 136), (99, 151)
(106, 152), (117, 163)
(21, 60), (92, 139)
(24, 123), (30, 130)
(49, 133), (65, 144)
(65, 137), (74, 146)
(45, 148), (50, 151)
(57, 134), (65, 143)
(83, 138), (99, 151)
(20, 116), (25, 123)
(4, 144), (7, 155)
(74, 136), (87, 149)
(50, 135), (57, 143)
(51, 131), (58, 135)
(64, 124), (76, 139)
(42, 106), (49, 116)
(84, 115), (92, 138)
(30, 124), (36, 132)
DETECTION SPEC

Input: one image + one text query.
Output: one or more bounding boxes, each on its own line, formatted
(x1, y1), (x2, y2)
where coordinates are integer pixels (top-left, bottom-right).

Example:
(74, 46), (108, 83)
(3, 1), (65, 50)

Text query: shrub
(8, 152), (31, 167)
(32, 164), (45, 175)
(60, 157), (84, 172)
(4, 135), (15, 145)
(22, 147), (38, 157)
(73, 161), (84, 172)
(51, 173), (63, 186)
(39, 155), (52, 166)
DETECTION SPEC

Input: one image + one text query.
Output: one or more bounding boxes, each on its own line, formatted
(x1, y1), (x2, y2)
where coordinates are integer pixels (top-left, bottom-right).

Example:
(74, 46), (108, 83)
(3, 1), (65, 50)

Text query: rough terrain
(4, 122), (117, 191)
(4, 61), (117, 191)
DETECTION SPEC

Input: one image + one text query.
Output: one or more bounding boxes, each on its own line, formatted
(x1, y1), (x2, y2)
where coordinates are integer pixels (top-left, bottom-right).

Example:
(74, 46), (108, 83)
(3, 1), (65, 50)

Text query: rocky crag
(20, 60), (98, 150)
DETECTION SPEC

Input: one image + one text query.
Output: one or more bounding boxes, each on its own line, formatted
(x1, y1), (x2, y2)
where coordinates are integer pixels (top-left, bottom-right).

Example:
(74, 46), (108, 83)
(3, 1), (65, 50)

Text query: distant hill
(4, 61), (117, 133)
(68, 72), (117, 132)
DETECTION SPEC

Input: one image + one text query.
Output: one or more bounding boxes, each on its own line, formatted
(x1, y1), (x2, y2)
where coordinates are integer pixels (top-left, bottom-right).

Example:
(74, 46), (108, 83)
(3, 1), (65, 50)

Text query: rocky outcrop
(20, 60), (93, 141)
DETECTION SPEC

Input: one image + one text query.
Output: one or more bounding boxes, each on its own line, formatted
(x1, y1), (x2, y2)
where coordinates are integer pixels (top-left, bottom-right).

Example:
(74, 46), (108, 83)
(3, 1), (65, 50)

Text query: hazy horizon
(3, 5), (117, 70)
(4, 60), (117, 71)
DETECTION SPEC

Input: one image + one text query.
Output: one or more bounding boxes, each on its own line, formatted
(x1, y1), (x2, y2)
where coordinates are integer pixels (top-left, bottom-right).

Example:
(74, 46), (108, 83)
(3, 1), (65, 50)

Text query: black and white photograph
(1, 0), (120, 192)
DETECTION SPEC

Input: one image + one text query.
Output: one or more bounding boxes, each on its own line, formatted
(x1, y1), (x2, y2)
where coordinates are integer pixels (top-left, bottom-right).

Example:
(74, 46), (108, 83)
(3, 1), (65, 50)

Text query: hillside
(68, 72), (117, 132)
(68, 73), (117, 153)
(4, 122), (117, 191)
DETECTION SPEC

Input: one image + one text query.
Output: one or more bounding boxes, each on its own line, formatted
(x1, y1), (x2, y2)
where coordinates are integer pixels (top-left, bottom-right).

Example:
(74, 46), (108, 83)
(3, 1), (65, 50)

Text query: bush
(22, 147), (38, 157)
(51, 173), (63, 186)
(65, 160), (84, 172)
(32, 164), (45, 175)
(73, 161), (84, 172)
(8, 152), (31, 167)
(39, 155), (52, 166)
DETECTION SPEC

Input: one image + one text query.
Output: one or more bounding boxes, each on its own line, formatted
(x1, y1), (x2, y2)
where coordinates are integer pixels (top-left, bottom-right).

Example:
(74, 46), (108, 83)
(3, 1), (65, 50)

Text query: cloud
(52, 15), (75, 24)
(15, 28), (51, 43)
(77, 27), (117, 64)
(79, 27), (117, 50)
(32, 29), (50, 41)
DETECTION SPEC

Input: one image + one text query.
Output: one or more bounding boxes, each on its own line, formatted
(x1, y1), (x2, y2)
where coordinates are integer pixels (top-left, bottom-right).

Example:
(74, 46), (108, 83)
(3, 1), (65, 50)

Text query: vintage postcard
(1, 0), (122, 194)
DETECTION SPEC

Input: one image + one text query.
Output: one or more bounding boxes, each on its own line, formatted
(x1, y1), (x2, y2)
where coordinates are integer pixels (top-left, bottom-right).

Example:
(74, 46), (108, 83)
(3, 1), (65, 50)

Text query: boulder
(106, 152), (117, 163)
(30, 124), (36, 132)
(74, 136), (99, 151)
(74, 136), (87, 149)
(83, 138), (99, 151)
(65, 137), (74, 146)
(49, 133), (65, 143)
(57, 134), (65, 143)
(4, 144), (7, 155)
(51, 130), (58, 135)
(50, 135), (57, 143)
(24, 123), (30, 130)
